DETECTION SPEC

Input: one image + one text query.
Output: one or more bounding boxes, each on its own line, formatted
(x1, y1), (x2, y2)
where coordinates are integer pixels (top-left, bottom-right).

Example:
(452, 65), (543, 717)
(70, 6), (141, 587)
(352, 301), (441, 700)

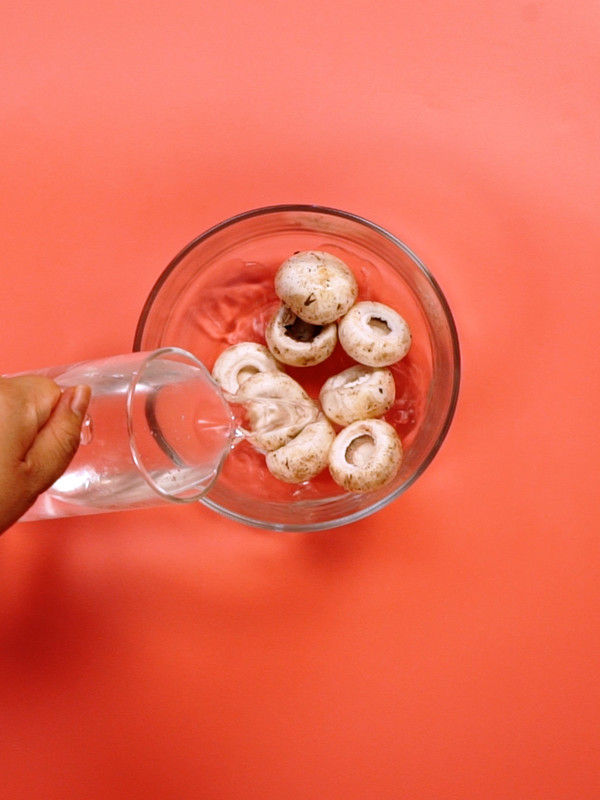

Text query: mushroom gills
(283, 312), (323, 343)
(265, 304), (337, 367)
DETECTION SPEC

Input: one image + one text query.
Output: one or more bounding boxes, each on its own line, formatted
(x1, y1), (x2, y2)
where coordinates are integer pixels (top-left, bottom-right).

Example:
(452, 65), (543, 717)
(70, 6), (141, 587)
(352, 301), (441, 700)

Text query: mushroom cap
(211, 342), (282, 396)
(265, 305), (338, 367)
(234, 371), (318, 452)
(328, 418), (403, 493)
(274, 250), (358, 325)
(266, 415), (336, 483)
(319, 364), (396, 427)
(338, 301), (411, 367)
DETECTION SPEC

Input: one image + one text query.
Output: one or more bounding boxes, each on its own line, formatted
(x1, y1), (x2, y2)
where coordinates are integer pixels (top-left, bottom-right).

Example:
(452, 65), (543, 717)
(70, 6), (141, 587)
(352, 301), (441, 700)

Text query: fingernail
(69, 385), (91, 418)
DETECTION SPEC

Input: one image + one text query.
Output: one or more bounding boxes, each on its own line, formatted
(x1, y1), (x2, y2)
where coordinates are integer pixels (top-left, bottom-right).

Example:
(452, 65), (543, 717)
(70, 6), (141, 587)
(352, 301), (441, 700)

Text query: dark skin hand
(0, 376), (91, 534)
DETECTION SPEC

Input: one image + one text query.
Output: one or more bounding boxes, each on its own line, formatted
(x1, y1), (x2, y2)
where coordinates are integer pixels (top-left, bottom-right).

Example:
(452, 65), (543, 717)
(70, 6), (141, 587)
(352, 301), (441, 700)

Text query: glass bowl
(133, 205), (460, 531)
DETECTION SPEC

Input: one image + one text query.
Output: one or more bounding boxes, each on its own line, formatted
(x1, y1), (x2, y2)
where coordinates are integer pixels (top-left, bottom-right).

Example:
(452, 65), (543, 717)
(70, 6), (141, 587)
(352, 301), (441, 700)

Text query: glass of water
(19, 348), (236, 521)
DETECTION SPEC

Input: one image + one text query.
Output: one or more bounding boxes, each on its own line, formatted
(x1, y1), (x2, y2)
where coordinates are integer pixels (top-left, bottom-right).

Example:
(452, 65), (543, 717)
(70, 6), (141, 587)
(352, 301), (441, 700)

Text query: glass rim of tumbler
(126, 346), (233, 504)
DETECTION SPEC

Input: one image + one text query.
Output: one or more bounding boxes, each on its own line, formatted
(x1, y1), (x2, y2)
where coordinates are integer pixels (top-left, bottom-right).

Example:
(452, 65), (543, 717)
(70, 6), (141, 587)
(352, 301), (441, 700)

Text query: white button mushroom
(319, 364), (396, 427)
(265, 415), (336, 484)
(328, 419), (403, 493)
(274, 250), (358, 325)
(211, 342), (282, 396)
(338, 301), (411, 367)
(234, 371), (318, 452)
(265, 304), (337, 367)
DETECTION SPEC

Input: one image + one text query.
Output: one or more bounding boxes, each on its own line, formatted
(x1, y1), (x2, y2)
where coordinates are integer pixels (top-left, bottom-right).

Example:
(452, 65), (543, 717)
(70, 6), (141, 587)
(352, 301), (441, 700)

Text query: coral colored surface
(1, 1), (599, 798)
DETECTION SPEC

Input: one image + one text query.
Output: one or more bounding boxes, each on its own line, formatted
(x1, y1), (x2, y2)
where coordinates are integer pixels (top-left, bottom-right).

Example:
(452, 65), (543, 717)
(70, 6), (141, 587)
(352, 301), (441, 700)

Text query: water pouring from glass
(10, 347), (317, 522)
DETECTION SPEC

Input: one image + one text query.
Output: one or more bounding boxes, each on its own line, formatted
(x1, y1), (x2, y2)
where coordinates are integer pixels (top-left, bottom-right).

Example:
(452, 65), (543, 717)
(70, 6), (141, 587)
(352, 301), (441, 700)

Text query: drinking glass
(19, 348), (235, 521)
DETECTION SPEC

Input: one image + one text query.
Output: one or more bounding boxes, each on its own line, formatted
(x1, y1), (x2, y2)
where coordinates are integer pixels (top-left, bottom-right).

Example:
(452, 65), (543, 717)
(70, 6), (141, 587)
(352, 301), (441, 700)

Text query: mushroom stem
(345, 434), (375, 467)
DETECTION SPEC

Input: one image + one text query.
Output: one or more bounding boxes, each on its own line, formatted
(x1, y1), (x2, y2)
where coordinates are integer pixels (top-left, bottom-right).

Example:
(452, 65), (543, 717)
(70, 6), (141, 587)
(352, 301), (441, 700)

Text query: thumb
(26, 385), (92, 495)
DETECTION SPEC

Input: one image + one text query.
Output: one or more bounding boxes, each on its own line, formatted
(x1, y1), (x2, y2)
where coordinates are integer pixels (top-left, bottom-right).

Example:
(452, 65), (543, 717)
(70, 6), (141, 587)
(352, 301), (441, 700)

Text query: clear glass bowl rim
(133, 203), (461, 531)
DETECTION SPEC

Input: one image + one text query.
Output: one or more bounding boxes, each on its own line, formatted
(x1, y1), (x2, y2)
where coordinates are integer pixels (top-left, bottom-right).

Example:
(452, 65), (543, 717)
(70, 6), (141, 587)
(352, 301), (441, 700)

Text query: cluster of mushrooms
(211, 251), (411, 493)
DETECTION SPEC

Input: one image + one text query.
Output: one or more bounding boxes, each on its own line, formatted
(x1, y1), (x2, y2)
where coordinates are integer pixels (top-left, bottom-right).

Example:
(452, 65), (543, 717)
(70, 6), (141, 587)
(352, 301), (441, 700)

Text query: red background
(1, 1), (599, 797)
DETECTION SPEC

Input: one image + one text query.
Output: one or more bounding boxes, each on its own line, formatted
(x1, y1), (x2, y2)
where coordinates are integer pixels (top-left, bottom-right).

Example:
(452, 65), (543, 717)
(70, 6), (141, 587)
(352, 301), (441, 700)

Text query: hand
(0, 376), (91, 533)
